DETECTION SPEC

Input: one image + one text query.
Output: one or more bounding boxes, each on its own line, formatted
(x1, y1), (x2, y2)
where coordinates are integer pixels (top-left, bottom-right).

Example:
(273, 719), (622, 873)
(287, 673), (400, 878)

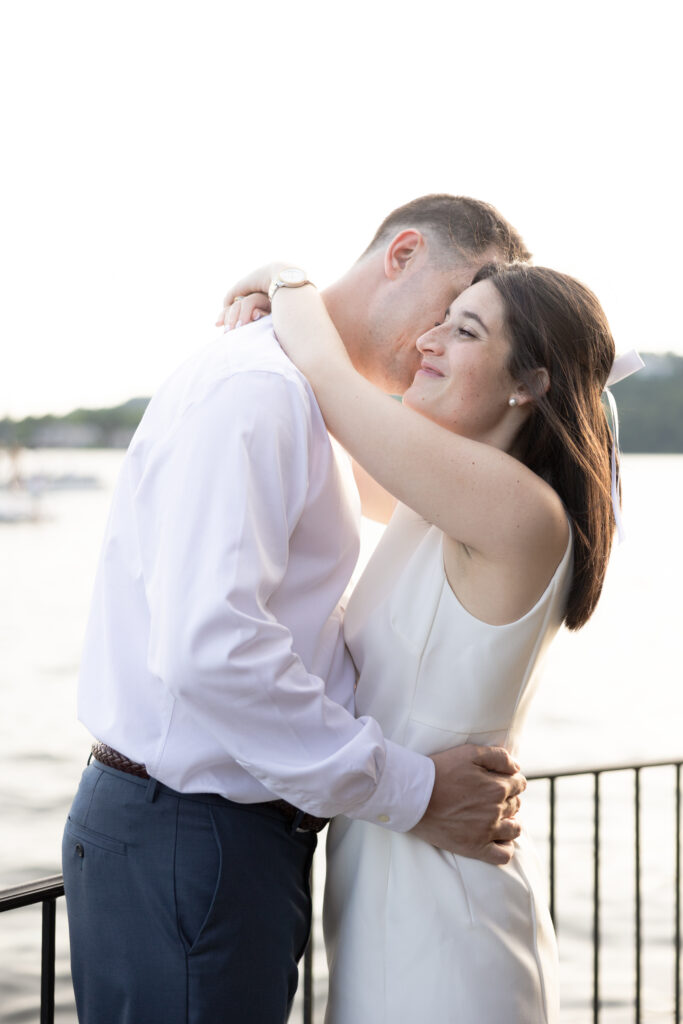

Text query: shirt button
(377, 814), (390, 823)
(75, 844), (84, 858)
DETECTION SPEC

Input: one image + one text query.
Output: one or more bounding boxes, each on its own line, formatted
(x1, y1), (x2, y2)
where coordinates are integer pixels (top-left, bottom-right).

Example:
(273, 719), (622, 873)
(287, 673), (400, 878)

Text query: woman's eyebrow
(459, 309), (489, 334)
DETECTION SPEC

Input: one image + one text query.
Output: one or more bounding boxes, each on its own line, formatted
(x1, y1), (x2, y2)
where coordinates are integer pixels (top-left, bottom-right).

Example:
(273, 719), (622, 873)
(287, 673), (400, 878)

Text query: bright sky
(1, 0), (680, 418)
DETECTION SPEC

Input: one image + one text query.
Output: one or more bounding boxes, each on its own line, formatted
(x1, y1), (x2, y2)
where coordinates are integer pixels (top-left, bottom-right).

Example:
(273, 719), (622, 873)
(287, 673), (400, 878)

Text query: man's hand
(410, 745), (526, 866)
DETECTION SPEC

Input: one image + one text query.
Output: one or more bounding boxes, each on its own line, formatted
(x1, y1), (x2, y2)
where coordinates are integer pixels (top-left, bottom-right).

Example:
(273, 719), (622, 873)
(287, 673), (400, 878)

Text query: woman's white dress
(324, 503), (573, 1024)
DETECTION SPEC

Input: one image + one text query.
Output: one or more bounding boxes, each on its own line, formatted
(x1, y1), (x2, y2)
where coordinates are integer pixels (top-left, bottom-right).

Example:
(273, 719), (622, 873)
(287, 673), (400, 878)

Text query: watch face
(280, 267), (307, 285)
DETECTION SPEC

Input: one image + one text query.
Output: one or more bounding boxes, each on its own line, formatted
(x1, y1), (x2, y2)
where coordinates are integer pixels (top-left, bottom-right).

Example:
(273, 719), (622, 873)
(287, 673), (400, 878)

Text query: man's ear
(383, 230), (427, 280)
(514, 367), (550, 406)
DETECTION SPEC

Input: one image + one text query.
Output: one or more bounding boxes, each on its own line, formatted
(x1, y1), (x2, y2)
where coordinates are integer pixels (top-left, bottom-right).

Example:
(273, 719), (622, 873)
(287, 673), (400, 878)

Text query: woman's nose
(416, 326), (444, 354)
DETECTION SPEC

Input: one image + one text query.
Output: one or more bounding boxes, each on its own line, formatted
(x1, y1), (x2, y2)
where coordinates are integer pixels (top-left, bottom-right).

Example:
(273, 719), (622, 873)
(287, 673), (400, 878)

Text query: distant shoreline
(2, 351), (683, 453)
(0, 397), (149, 451)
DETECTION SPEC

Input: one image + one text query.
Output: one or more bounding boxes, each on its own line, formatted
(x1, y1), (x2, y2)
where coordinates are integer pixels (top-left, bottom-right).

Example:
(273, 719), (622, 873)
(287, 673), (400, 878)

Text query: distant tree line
(0, 398), (150, 449)
(608, 353), (683, 453)
(1, 354), (682, 452)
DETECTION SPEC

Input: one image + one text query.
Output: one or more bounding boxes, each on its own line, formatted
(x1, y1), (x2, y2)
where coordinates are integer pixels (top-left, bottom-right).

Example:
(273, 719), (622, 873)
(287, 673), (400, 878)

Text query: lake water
(0, 449), (681, 1023)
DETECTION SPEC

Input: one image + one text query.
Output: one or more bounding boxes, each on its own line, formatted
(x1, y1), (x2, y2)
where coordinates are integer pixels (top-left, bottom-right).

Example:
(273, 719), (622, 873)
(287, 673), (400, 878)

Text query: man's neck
(320, 258), (377, 371)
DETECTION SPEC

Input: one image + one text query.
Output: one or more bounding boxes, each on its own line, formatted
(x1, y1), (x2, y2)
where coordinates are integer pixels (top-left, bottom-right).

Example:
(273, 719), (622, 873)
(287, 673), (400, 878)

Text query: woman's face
(402, 278), (517, 444)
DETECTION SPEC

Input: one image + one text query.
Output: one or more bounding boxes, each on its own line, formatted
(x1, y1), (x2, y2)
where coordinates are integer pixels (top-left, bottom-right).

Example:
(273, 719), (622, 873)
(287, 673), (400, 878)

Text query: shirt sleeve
(138, 369), (434, 831)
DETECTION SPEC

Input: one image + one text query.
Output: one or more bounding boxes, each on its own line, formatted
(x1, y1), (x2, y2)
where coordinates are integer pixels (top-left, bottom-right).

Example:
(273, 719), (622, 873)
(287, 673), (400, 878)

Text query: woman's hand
(216, 262), (287, 330)
(218, 261), (353, 392)
(218, 292), (271, 331)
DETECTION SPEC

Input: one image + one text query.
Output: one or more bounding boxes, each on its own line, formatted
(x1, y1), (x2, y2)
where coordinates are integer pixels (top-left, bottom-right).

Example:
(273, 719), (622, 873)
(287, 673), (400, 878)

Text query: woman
(219, 261), (626, 1023)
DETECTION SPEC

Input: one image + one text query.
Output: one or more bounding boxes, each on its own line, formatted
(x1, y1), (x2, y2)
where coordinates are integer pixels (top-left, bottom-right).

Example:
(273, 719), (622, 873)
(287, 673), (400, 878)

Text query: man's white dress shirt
(78, 317), (434, 831)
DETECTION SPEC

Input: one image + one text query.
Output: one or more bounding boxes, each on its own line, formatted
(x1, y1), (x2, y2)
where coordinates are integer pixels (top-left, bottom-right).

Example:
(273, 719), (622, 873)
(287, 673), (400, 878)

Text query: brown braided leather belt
(91, 742), (330, 833)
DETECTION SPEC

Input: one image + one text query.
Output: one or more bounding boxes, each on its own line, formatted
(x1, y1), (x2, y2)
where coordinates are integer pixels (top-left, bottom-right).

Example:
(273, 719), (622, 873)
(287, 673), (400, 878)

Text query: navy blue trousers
(62, 760), (316, 1024)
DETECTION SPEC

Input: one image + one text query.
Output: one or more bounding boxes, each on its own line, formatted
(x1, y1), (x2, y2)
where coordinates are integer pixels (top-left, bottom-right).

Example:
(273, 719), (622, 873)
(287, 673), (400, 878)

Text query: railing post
(549, 775), (556, 927)
(302, 859), (314, 1024)
(40, 896), (57, 1024)
(593, 771), (601, 1024)
(303, 936), (313, 1024)
(676, 763), (681, 1024)
(634, 767), (642, 1024)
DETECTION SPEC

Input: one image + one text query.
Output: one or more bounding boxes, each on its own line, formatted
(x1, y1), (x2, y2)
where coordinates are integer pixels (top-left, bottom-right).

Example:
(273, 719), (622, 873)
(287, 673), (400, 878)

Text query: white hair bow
(606, 350), (645, 388)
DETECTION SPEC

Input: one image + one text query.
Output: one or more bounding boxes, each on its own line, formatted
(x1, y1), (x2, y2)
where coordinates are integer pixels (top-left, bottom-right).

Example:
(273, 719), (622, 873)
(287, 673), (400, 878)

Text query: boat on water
(0, 486), (43, 523)
(0, 446), (102, 523)
(0, 471), (101, 493)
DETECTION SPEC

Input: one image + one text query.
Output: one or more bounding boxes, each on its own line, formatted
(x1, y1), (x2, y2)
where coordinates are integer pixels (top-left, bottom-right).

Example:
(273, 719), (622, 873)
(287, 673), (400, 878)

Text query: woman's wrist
(270, 281), (317, 308)
(268, 267), (314, 303)
(271, 285), (351, 381)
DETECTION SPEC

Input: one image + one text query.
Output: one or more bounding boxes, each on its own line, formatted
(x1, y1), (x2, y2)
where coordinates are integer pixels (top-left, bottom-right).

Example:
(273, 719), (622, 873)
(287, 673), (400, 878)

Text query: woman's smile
(416, 360), (445, 378)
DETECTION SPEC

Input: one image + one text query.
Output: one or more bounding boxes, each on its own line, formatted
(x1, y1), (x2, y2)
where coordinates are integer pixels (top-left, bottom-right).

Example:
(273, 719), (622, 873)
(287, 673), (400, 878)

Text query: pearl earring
(508, 397), (518, 407)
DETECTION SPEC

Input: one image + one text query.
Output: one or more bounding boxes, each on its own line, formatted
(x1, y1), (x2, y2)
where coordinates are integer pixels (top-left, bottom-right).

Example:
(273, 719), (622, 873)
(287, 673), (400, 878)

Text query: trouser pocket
(174, 799), (222, 952)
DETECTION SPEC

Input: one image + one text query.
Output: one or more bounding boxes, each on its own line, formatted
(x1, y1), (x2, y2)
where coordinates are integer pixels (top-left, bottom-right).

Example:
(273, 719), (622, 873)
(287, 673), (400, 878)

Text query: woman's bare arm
(270, 285), (567, 568)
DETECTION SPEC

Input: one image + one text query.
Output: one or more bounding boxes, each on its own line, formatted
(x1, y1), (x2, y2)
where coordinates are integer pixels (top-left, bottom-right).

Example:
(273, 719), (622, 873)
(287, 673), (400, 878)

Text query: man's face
(363, 253), (499, 395)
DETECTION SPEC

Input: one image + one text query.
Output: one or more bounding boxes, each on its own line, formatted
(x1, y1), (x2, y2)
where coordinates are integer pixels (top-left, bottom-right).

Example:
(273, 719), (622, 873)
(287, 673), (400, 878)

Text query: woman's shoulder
(441, 477), (570, 626)
(530, 473), (571, 545)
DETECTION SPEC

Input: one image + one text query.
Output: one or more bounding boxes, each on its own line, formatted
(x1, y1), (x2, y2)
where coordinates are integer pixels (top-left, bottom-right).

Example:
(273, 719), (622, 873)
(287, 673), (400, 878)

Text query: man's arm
(138, 368), (432, 827)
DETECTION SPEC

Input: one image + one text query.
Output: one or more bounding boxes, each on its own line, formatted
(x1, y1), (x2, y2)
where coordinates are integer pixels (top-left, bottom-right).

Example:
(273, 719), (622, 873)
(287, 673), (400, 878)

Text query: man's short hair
(361, 194), (531, 265)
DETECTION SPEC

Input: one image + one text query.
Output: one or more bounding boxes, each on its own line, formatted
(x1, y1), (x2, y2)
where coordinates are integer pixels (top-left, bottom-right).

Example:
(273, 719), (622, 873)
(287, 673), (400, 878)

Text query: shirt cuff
(346, 740), (435, 833)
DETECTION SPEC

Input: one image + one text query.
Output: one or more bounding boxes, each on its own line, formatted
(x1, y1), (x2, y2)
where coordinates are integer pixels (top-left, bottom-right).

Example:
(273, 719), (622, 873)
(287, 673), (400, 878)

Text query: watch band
(268, 267), (312, 303)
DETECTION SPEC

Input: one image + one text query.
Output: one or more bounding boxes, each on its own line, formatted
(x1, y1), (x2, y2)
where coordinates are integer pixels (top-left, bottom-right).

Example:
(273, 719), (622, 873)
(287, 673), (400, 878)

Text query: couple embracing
(63, 194), (626, 1023)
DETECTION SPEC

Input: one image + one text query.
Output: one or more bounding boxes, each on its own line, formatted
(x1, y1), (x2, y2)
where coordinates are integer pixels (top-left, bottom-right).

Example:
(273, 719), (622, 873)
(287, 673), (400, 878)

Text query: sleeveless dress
(323, 503), (573, 1024)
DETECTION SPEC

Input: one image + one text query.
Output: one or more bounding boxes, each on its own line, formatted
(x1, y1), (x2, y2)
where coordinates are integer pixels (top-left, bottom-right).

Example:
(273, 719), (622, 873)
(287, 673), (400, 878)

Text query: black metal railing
(0, 874), (64, 1024)
(2, 758), (681, 1024)
(526, 758), (682, 1023)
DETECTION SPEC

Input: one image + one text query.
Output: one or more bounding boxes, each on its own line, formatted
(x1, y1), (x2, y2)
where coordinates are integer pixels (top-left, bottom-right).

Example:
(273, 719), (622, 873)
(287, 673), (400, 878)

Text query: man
(63, 194), (531, 1023)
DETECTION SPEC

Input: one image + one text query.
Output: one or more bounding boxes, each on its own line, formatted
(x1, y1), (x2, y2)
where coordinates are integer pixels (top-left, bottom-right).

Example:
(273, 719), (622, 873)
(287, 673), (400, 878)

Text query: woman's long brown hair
(473, 263), (617, 630)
